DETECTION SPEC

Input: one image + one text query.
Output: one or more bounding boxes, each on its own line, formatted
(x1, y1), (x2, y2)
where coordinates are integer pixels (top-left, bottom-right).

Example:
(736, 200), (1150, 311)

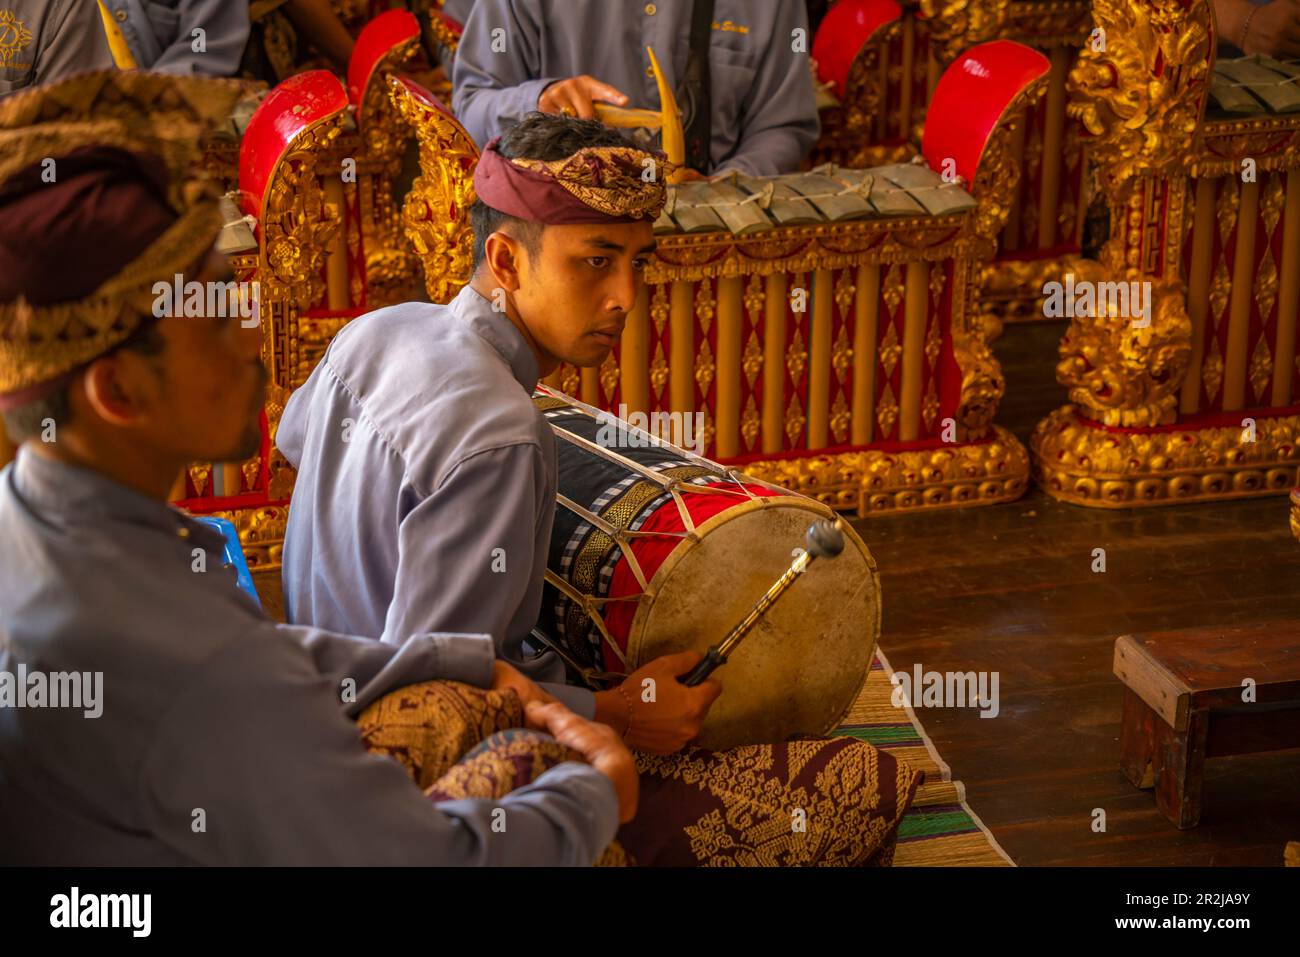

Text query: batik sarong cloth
(357, 681), (922, 867)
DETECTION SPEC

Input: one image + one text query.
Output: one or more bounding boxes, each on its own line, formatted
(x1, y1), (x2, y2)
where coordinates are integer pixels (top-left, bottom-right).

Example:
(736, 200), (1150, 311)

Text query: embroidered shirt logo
(711, 19), (749, 35)
(0, 10), (34, 68)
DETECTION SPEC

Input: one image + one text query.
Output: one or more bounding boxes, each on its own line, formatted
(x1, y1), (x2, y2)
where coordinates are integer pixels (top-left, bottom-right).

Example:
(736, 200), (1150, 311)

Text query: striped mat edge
(834, 648), (1015, 867)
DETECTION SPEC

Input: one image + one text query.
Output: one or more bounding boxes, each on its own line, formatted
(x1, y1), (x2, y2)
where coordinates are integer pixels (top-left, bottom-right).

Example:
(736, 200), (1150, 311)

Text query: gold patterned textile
(358, 680), (632, 866)
(509, 146), (673, 220)
(475, 137), (671, 225)
(358, 680), (922, 867)
(625, 739), (920, 866)
(357, 680), (528, 789)
(0, 71), (248, 395)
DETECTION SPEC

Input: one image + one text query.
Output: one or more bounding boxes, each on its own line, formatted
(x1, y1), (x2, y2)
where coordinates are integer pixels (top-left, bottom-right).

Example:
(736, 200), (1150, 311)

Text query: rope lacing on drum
(529, 627), (627, 684)
(542, 570), (632, 669)
(537, 386), (838, 673)
(557, 493), (655, 591)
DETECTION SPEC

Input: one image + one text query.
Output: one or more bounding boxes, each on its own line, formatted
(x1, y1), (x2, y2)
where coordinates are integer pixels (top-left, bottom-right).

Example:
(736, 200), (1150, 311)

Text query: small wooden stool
(1114, 624), (1300, 829)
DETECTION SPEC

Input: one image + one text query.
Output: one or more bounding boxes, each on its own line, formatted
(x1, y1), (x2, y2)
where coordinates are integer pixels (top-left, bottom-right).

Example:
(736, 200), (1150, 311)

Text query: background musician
(100, 0), (250, 75)
(0, 1), (115, 97)
(1214, 0), (1300, 58)
(451, 0), (819, 177)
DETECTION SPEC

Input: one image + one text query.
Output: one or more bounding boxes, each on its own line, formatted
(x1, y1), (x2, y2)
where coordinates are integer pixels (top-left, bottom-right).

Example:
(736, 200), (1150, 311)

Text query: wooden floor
(847, 319), (1300, 866)
(255, 319), (1300, 866)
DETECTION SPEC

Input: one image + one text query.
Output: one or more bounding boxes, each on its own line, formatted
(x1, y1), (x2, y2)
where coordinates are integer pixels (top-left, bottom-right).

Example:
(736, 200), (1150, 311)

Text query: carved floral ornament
(387, 75), (478, 304)
(1029, 0), (1300, 507)
(1067, 0), (1212, 188)
(918, 0), (1013, 66)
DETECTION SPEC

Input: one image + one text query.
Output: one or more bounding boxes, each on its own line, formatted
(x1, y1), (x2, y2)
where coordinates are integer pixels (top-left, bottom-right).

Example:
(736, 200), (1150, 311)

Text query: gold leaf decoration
(879, 324), (902, 378)
(741, 396), (760, 451)
(651, 284), (669, 335)
(877, 383), (898, 438)
(785, 394), (806, 448)
(695, 278), (715, 335)
(558, 368), (579, 399)
(1201, 337), (1224, 403)
(1209, 257), (1230, 328)
(830, 392), (850, 444)
(787, 328), (808, 384)
(1255, 246), (1278, 326)
(695, 338), (715, 397)
(882, 264), (903, 314)
(1216, 179), (1238, 245)
(834, 269), (855, 317)
(831, 325), (853, 383)
(924, 318), (942, 369)
(649, 343), (669, 401)
(922, 380), (940, 432)
(600, 350), (619, 402)
(240, 456), (261, 492)
(929, 264), (947, 306)
(1261, 173), (1285, 238)
(742, 331), (763, 387)
(1249, 336), (1273, 404)
(743, 275), (764, 321)
(188, 464), (211, 498)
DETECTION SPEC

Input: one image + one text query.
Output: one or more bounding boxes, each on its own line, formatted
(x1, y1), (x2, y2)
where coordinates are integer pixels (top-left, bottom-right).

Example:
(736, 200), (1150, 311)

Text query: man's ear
(484, 230), (524, 292)
(79, 353), (152, 428)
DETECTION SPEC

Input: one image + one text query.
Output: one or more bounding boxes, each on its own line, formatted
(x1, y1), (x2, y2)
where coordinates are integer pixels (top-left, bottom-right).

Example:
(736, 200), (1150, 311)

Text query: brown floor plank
(844, 320), (1300, 865)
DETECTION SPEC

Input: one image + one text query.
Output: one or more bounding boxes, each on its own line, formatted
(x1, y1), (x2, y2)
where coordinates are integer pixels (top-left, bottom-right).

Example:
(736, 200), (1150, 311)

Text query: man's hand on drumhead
(538, 75), (628, 120)
(490, 660), (556, 710)
(526, 700), (640, 824)
(617, 651), (722, 755)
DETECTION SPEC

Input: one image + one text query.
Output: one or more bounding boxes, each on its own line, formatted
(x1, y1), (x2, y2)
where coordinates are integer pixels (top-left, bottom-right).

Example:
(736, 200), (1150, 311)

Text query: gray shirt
(100, 0), (249, 75)
(0, 0), (116, 97)
(277, 286), (596, 718)
(451, 0), (819, 176)
(443, 0), (478, 25)
(0, 449), (617, 865)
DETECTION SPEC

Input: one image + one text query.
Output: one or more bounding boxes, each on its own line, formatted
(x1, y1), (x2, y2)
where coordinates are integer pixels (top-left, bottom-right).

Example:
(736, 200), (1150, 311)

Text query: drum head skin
(627, 496), (880, 750)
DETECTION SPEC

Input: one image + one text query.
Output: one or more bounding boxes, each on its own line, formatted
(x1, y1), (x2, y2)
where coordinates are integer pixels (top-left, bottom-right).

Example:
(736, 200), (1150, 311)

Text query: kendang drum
(533, 387), (880, 750)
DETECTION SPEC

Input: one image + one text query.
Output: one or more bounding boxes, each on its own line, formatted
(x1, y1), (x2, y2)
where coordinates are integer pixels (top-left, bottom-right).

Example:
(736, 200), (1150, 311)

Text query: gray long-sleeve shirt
(277, 285), (596, 718)
(0, 448), (617, 865)
(451, 0), (819, 176)
(0, 0), (116, 97)
(100, 0), (249, 76)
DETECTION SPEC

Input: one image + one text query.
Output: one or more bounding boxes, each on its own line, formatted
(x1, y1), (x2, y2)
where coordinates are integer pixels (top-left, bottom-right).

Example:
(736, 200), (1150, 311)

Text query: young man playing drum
(278, 113), (921, 866)
(279, 113), (721, 754)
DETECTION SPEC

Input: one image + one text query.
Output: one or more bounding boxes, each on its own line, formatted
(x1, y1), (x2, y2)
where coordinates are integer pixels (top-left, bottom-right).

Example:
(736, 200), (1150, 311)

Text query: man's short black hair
(1, 317), (166, 444)
(470, 112), (645, 273)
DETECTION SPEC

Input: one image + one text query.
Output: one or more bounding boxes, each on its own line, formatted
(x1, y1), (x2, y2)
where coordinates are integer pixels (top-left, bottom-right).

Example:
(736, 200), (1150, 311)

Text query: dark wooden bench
(1114, 623), (1300, 828)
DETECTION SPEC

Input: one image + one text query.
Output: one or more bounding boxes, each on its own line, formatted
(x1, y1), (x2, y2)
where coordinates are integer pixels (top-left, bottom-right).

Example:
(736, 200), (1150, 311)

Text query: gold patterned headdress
(474, 138), (671, 224)
(0, 71), (251, 400)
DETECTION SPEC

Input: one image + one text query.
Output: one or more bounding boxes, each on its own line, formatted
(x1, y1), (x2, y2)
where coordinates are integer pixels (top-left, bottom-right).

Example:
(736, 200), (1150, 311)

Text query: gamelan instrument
(542, 39), (1051, 520)
(654, 160), (976, 235)
(1033, 0), (1300, 508)
(531, 388), (881, 751)
(1207, 55), (1300, 116)
(809, 0), (1094, 323)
